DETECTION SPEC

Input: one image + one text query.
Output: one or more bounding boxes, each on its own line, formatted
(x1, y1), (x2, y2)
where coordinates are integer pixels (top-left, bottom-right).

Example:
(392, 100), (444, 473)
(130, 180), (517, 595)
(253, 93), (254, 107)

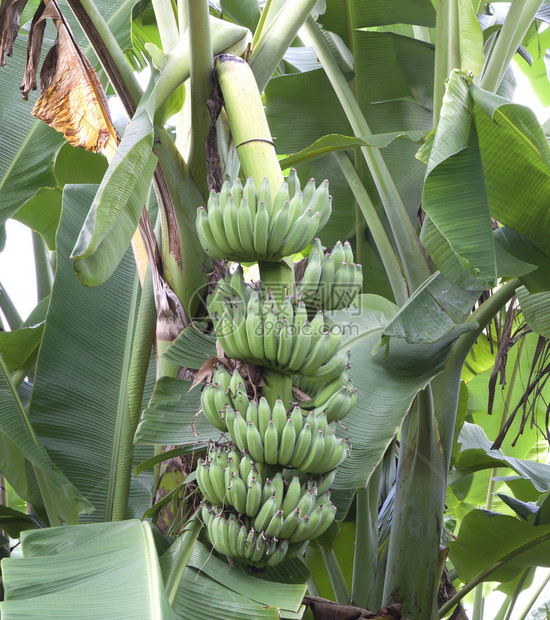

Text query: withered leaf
(0, 0), (30, 66)
(28, 0), (116, 152)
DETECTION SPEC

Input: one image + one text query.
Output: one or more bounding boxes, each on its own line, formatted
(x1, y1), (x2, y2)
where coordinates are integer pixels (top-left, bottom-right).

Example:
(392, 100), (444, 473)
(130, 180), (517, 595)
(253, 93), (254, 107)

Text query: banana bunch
(196, 172), (332, 262)
(201, 507), (309, 568)
(197, 443), (338, 567)
(298, 239), (363, 311)
(211, 287), (349, 381)
(222, 402), (349, 472)
(297, 372), (358, 422)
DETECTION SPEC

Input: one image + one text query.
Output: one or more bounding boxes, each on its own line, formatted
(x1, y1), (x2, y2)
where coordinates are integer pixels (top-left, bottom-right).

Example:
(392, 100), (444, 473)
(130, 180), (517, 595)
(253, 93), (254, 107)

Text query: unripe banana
(245, 476), (263, 518)
(289, 515), (311, 543)
(258, 178), (272, 215)
(267, 200), (290, 256)
(227, 514), (241, 556)
(228, 471), (247, 514)
(216, 312), (239, 359)
(287, 190), (304, 229)
(253, 200), (269, 254)
(278, 417), (297, 466)
(311, 502), (337, 539)
(196, 460), (218, 505)
(304, 347), (349, 385)
(271, 472), (285, 510)
(237, 197), (255, 257)
(244, 527), (257, 560)
(276, 317), (293, 367)
(287, 168), (300, 197)
(297, 428), (326, 472)
(264, 510), (284, 538)
(263, 305), (279, 363)
(272, 181), (290, 217)
(209, 460), (227, 504)
(254, 495), (278, 533)
(232, 411), (249, 453)
(265, 539), (289, 566)
(196, 207), (223, 259)
(263, 419), (279, 465)
(207, 193), (234, 256)
(243, 177), (257, 218)
(329, 242), (345, 269)
(245, 400), (259, 427)
(316, 468), (338, 496)
(224, 457), (239, 490)
(281, 475), (302, 517)
(299, 332), (332, 376)
(287, 319), (311, 372)
(237, 523), (248, 557)
(290, 422), (312, 468)
(317, 257), (335, 307)
(223, 195), (245, 255)
(290, 406), (304, 434)
(250, 534), (269, 564)
(219, 179), (231, 206)
(279, 507), (301, 539)
(279, 207), (314, 258)
(232, 307), (254, 366)
(322, 436), (349, 471)
(245, 299), (264, 361)
(298, 250), (322, 301)
(257, 397), (271, 438)
(246, 421), (265, 463)
(201, 385), (226, 431)
(238, 452), (253, 483)
(302, 178), (316, 206)
(271, 399), (287, 438)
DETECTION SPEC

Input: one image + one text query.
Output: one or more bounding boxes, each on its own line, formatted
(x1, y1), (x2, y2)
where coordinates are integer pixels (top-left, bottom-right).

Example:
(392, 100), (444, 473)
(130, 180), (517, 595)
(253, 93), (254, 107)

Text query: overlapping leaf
(0, 520), (175, 619)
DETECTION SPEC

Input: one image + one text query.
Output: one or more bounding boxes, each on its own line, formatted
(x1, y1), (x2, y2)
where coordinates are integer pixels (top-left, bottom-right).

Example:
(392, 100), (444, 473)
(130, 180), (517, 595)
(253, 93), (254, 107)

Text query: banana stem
(262, 368), (293, 409)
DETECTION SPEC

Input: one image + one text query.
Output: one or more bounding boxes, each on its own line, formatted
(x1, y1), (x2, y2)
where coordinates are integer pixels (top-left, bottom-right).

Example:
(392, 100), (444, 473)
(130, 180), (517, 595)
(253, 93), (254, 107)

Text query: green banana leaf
(29, 184), (153, 522)
(472, 85), (550, 258)
(0, 354), (93, 524)
(324, 294), (470, 510)
(171, 542), (307, 619)
(449, 509), (550, 584)
(162, 323), (217, 369)
(11, 188), (62, 251)
(71, 79), (158, 286)
(382, 271), (479, 344)
(422, 71), (497, 285)
(517, 286), (550, 338)
(0, 519), (175, 619)
(454, 422), (550, 492)
(0, 505), (41, 538)
(0, 297), (48, 372)
(135, 377), (217, 446)
(318, 0), (436, 41)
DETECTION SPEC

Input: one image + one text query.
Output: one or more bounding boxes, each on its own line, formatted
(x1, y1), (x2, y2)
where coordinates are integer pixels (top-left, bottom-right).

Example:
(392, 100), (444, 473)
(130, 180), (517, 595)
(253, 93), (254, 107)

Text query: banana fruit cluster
(298, 239), (363, 311)
(197, 444), (338, 567)
(210, 283), (349, 379)
(196, 171), (331, 262)
(193, 174), (360, 568)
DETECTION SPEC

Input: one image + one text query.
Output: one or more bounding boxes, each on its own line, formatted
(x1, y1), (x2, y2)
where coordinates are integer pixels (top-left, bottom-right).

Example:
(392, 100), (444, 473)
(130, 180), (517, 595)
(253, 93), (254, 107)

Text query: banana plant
(0, 1), (550, 619)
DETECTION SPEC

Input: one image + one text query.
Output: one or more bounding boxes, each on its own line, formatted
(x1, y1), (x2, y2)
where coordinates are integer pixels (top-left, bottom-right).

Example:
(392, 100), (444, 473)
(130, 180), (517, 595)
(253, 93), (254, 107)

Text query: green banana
(290, 422), (312, 468)
(227, 514), (241, 556)
(245, 476), (263, 518)
(237, 197), (255, 257)
(265, 539), (289, 566)
(263, 304), (279, 363)
(272, 181), (290, 218)
(263, 420), (279, 465)
(276, 317), (293, 367)
(264, 510), (284, 538)
(267, 200), (290, 256)
(279, 207), (314, 258)
(246, 421), (265, 463)
(297, 428), (326, 472)
(278, 417), (296, 466)
(279, 507), (301, 538)
(228, 471), (247, 514)
(298, 249), (322, 301)
(243, 177), (257, 218)
(201, 385), (226, 431)
(253, 200), (270, 255)
(286, 168), (300, 197)
(257, 397), (271, 438)
(281, 475), (302, 517)
(258, 177), (272, 215)
(223, 195), (245, 255)
(254, 495), (278, 533)
(207, 192), (233, 254)
(271, 399), (287, 437)
(196, 207), (223, 259)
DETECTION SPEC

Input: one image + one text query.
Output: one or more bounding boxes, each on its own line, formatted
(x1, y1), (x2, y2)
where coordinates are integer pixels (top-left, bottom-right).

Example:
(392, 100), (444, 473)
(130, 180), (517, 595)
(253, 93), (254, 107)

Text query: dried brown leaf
(29, 1), (116, 151)
(0, 0), (29, 66)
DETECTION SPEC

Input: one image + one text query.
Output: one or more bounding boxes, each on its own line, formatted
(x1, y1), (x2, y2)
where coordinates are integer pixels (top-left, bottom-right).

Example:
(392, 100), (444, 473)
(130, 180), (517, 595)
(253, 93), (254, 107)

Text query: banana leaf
(0, 520), (175, 619)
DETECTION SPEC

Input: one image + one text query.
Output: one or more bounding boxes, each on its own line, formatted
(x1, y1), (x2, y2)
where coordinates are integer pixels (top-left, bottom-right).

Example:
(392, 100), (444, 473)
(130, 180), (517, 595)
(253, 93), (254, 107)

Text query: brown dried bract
(1, 0), (116, 152)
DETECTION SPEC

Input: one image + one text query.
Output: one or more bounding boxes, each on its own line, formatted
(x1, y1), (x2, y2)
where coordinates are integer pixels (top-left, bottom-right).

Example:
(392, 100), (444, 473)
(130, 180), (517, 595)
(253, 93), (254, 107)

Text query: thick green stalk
(32, 232), (52, 302)
(215, 55), (292, 410)
(480, 0), (543, 92)
(320, 546), (351, 605)
(152, 0), (179, 52)
(215, 55), (283, 193)
(334, 151), (408, 305)
(516, 569), (550, 620)
(439, 531), (550, 617)
(249, 0), (319, 91)
(351, 465), (381, 609)
(382, 388), (445, 618)
(435, 279), (520, 462)
(434, 0), (451, 124)
(0, 282), (22, 330)
(448, 0), (461, 75)
(186, 0), (213, 198)
(304, 17), (431, 293)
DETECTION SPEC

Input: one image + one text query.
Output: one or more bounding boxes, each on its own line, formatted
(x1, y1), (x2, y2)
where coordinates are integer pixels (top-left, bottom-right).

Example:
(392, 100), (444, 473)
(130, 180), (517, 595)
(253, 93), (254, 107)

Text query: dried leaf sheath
(0, 0), (29, 66)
